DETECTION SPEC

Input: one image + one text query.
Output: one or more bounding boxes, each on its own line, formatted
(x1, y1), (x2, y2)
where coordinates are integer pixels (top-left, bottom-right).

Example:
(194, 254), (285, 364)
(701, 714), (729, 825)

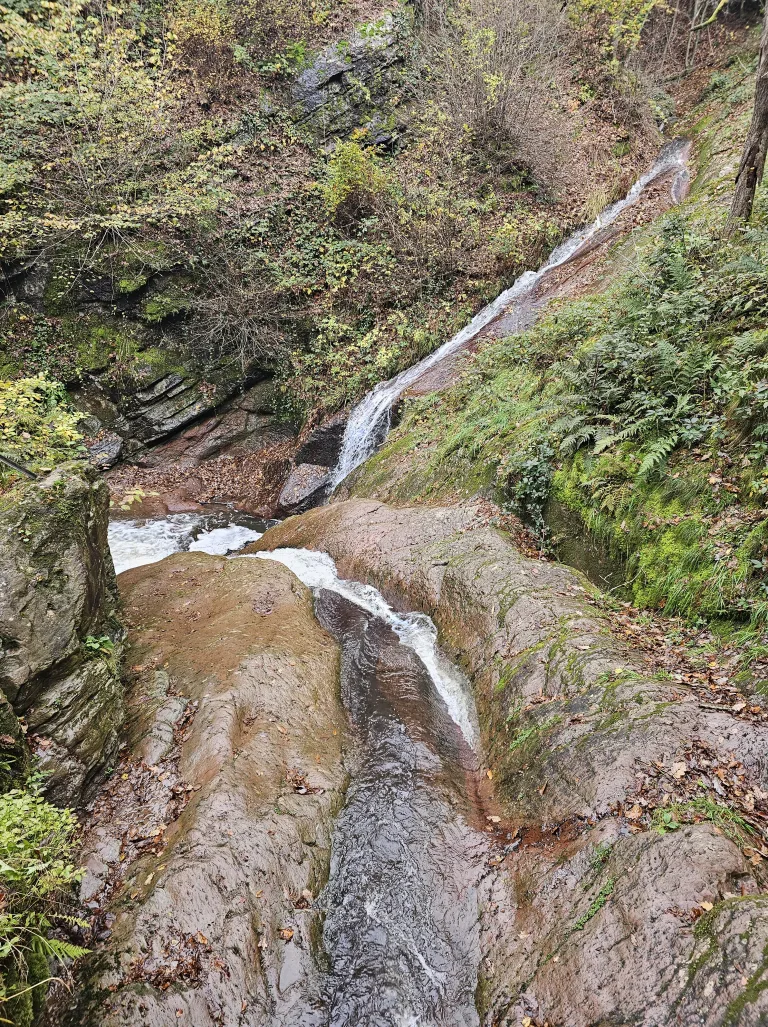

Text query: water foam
(108, 514), (264, 574)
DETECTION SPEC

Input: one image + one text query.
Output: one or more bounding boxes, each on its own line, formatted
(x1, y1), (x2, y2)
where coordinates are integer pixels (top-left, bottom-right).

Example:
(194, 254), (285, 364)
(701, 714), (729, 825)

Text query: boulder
(277, 463), (331, 515)
(69, 552), (347, 1027)
(0, 463), (123, 801)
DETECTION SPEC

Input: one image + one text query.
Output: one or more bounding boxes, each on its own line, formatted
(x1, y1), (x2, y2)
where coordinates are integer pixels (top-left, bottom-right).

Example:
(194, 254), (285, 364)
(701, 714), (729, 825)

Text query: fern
(592, 418), (648, 453)
(637, 433), (679, 481)
(31, 936), (89, 962)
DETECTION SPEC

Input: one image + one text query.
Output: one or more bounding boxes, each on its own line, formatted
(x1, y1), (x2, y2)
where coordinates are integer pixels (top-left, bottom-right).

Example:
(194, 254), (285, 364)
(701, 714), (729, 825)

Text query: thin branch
(691, 0), (728, 31)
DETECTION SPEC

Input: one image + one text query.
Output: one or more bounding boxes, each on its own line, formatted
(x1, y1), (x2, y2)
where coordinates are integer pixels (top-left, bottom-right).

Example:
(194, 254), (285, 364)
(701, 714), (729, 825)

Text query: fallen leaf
(279, 928), (294, 942)
(700, 901), (714, 911)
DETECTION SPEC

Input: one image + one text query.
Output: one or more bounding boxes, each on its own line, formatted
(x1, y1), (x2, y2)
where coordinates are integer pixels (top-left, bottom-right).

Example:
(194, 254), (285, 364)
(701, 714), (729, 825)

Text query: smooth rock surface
(69, 553), (347, 1027)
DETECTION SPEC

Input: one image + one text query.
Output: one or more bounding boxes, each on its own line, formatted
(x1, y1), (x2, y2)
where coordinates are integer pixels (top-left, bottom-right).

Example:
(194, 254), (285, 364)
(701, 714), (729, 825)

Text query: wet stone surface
(314, 590), (488, 1027)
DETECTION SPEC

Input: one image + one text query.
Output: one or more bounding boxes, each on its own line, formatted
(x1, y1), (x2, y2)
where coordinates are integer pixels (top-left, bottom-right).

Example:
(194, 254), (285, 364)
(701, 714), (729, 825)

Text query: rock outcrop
(275, 411), (347, 515)
(291, 14), (406, 140)
(130, 379), (294, 469)
(250, 500), (768, 1026)
(0, 463), (123, 802)
(69, 553), (347, 1027)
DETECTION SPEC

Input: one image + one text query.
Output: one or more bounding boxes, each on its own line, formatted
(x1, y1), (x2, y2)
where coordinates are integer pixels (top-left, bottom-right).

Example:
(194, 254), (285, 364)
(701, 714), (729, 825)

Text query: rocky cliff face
(0, 463), (123, 802)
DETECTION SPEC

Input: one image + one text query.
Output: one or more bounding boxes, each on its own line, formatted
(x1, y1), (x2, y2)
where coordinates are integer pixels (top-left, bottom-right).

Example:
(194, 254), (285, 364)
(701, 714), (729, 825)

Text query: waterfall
(329, 139), (691, 490)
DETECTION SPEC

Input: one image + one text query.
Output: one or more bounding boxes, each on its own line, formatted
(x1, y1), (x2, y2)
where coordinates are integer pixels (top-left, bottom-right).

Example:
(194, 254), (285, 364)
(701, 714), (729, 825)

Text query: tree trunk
(727, 6), (768, 233)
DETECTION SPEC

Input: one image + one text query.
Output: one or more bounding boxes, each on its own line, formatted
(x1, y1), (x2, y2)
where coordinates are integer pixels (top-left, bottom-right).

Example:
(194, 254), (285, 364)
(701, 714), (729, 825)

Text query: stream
(329, 138), (691, 488)
(109, 523), (494, 1025)
(102, 141), (695, 1023)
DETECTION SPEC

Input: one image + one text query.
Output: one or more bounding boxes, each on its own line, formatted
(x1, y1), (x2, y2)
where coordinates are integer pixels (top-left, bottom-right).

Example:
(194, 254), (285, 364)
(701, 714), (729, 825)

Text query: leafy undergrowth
(370, 45), (768, 675)
(0, 377), (85, 492)
(0, 778), (86, 1027)
(0, 0), (673, 425)
(623, 739), (768, 878)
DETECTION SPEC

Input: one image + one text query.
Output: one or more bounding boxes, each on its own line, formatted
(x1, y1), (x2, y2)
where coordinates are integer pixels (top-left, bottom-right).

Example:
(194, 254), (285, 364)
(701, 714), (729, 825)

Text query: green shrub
(0, 783), (87, 1025)
(322, 142), (390, 222)
(0, 377), (84, 489)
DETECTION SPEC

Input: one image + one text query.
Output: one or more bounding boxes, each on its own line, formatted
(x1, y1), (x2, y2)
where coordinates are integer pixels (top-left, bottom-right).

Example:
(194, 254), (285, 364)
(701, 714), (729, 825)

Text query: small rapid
(250, 547), (479, 747)
(329, 139), (691, 488)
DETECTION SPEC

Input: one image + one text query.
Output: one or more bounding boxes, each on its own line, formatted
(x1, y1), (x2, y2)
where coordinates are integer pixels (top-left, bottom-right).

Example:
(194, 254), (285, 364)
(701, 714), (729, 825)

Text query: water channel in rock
(110, 521), (496, 1024)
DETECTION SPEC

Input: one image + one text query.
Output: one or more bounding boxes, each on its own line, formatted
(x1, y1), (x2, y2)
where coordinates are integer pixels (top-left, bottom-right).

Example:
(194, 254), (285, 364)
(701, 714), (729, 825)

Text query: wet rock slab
(251, 500), (768, 1026)
(68, 553), (347, 1027)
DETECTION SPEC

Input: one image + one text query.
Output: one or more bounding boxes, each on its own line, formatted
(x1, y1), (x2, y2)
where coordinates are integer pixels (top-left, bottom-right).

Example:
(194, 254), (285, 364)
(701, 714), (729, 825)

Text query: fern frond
(637, 433), (679, 481)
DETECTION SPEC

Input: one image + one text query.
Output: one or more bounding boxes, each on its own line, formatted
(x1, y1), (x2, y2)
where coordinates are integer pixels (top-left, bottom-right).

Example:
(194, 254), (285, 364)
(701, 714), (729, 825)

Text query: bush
(0, 1), (233, 269)
(0, 376), (84, 489)
(0, 782), (86, 1026)
(322, 141), (390, 223)
(417, 0), (570, 181)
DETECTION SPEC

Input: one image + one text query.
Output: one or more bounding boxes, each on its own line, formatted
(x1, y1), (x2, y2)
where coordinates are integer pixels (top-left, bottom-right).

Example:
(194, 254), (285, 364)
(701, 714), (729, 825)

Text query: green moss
(571, 876), (616, 932)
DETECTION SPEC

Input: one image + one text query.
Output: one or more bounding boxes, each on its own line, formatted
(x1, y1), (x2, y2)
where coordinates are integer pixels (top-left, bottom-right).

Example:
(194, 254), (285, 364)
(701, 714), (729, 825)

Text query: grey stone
(0, 463), (123, 802)
(87, 433), (123, 470)
(291, 14), (404, 137)
(277, 463), (331, 515)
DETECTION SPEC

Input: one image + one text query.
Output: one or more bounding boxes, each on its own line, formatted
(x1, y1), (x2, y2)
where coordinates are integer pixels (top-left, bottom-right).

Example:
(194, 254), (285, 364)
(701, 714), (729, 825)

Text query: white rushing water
(108, 514), (264, 574)
(329, 140), (691, 489)
(248, 548), (479, 748)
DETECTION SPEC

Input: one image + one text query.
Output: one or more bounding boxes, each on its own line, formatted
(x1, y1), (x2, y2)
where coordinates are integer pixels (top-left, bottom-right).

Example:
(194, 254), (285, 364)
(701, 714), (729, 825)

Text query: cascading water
(329, 139), (691, 489)
(248, 549), (488, 1026)
(250, 547), (479, 746)
(109, 515), (495, 1023)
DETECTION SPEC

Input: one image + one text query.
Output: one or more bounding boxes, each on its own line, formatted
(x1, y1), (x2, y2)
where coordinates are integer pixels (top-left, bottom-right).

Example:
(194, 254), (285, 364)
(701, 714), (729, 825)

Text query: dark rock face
(251, 500), (768, 1027)
(70, 554), (347, 1027)
(295, 410), (348, 467)
(291, 13), (405, 139)
(135, 380), (295, 468)
(120, 370), (241, 446)
(75, 371), (294, 475)
(87, 432), (123, 470)
(0, 464), (123, 802)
